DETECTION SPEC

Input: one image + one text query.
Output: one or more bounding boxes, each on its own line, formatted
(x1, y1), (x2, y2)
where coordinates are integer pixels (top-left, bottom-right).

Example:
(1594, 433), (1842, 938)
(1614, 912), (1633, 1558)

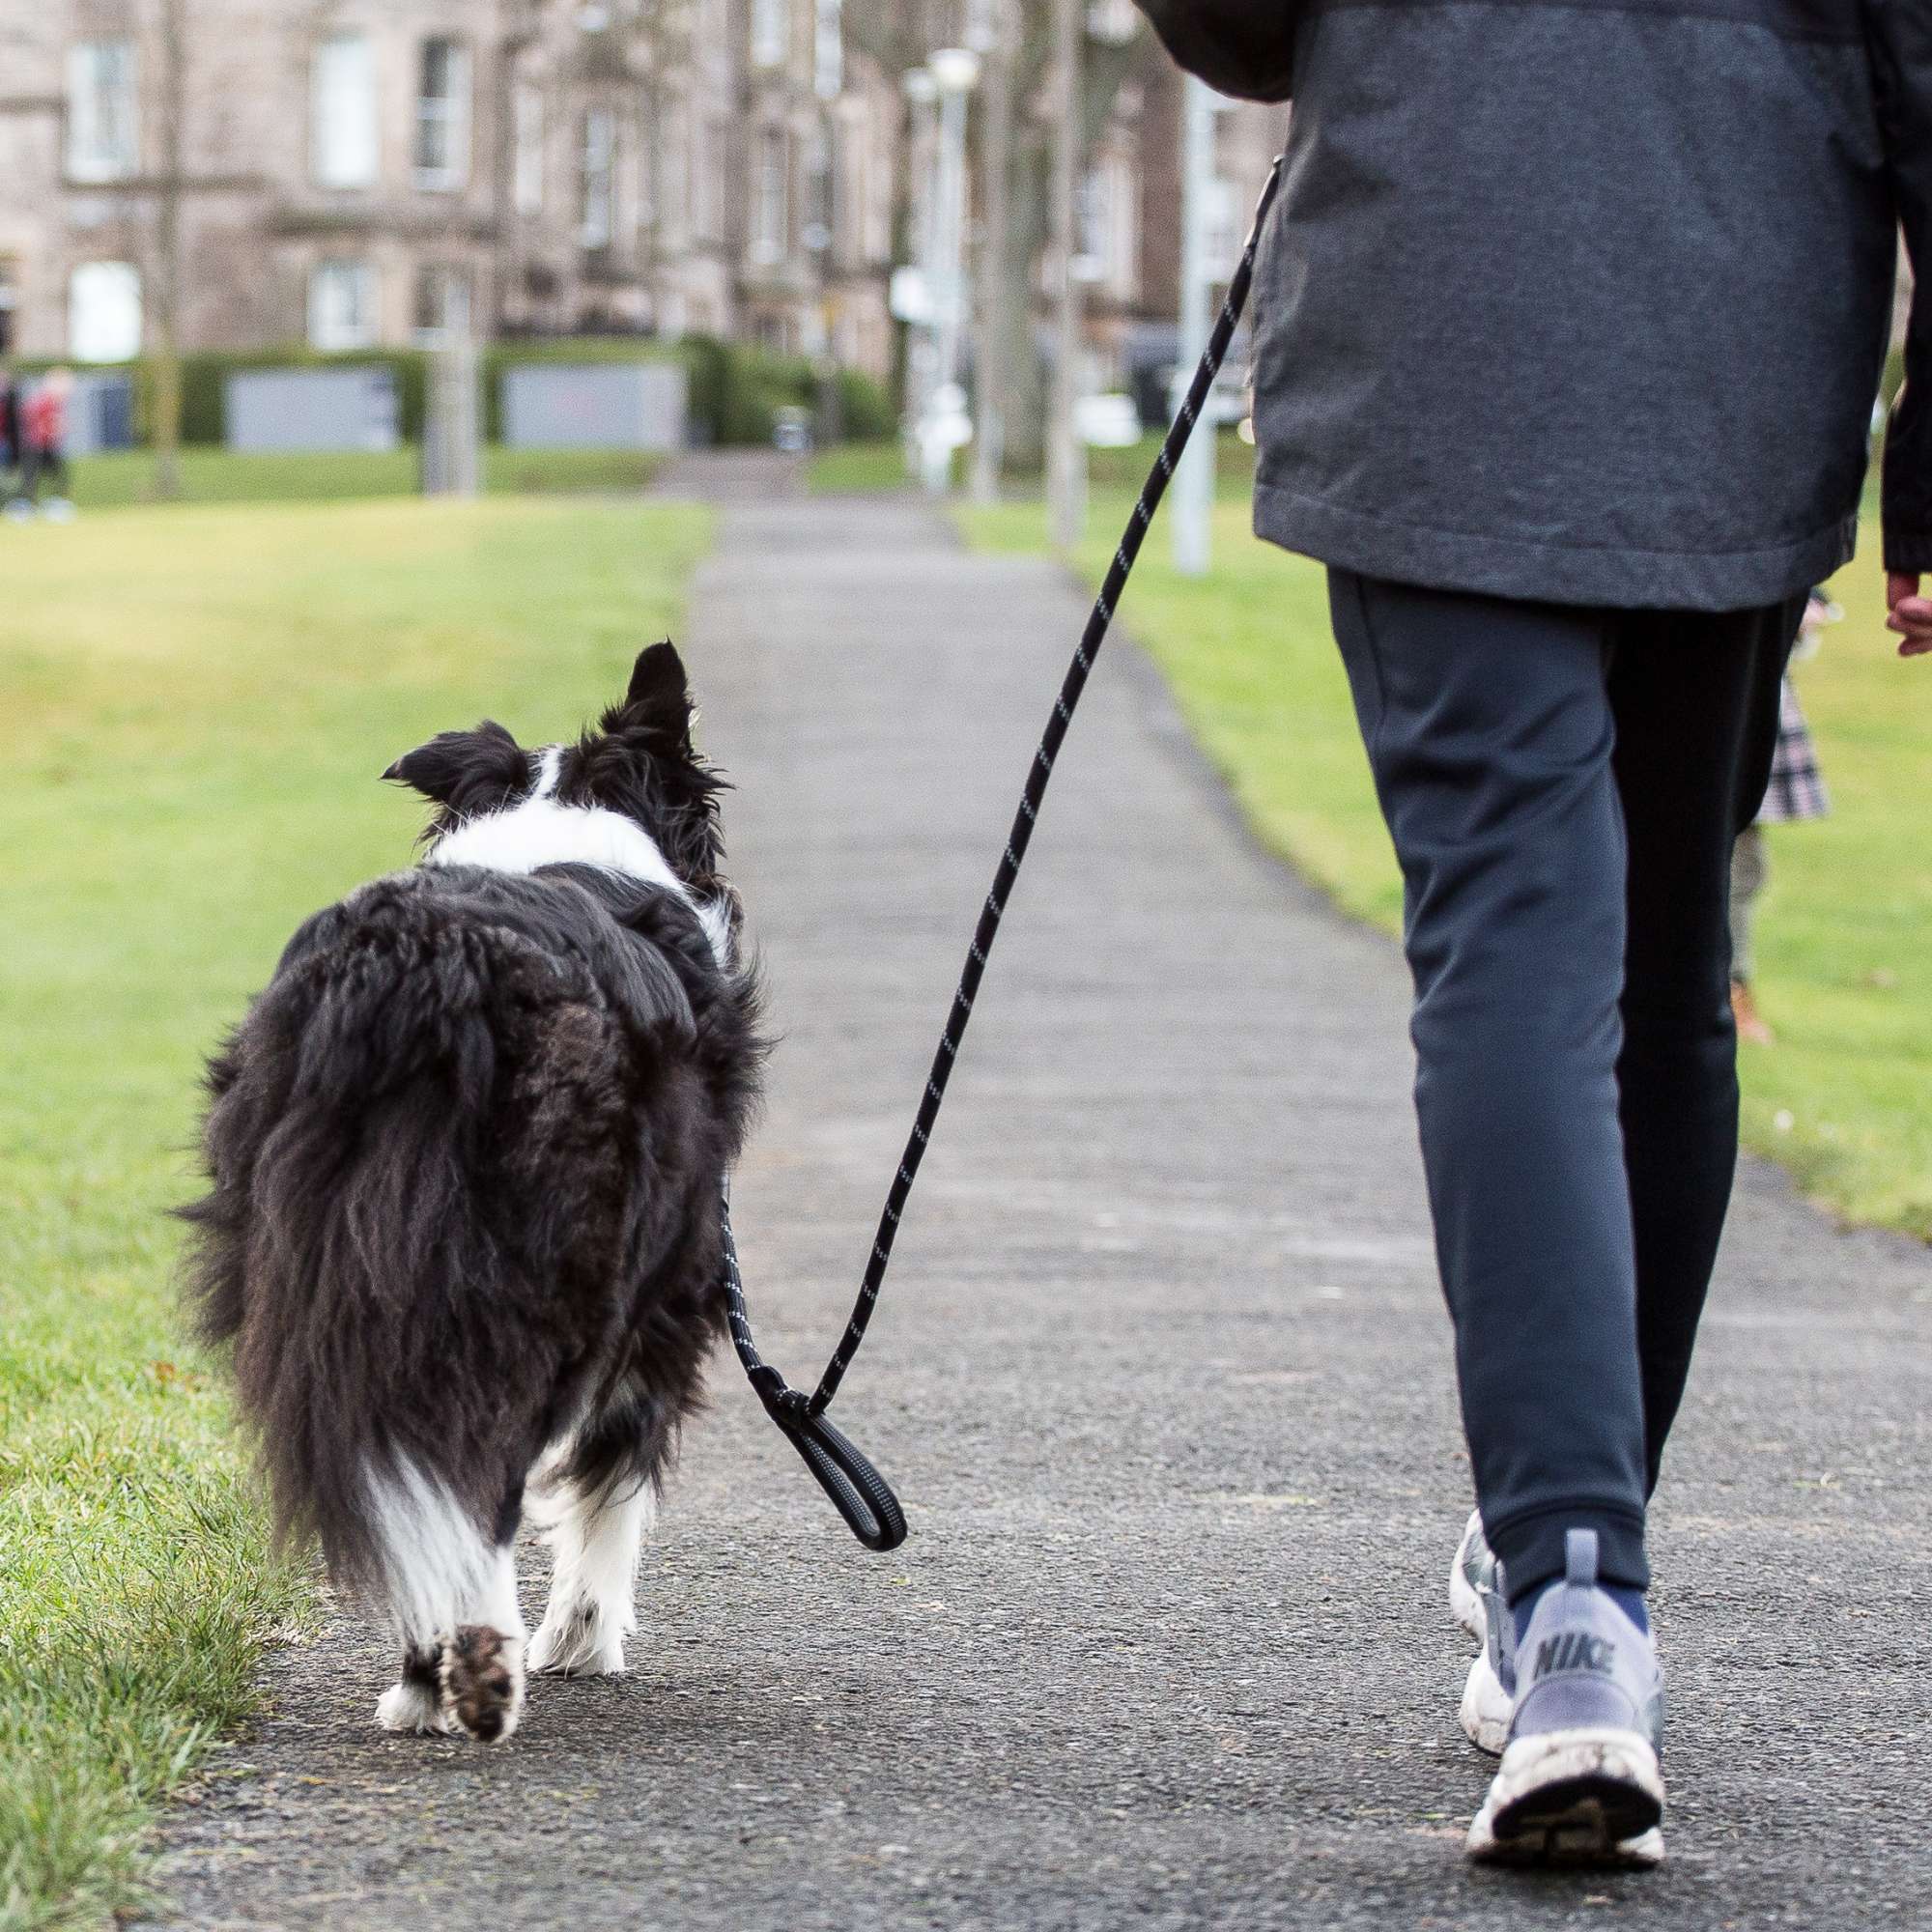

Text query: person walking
(16, 368), (76, 522)
(0, 364), (20, 499)
(1138, 0), (1930, 1869)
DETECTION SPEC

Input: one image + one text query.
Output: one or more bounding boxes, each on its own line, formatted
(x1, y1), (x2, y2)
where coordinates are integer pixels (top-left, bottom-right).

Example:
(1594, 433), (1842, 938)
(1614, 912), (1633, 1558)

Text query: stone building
(0, 0), (899, 374)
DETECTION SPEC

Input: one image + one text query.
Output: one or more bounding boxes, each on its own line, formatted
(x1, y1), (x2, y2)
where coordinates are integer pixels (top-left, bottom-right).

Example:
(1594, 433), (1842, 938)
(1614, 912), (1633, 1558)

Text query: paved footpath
(147, 490), (1932, 1929)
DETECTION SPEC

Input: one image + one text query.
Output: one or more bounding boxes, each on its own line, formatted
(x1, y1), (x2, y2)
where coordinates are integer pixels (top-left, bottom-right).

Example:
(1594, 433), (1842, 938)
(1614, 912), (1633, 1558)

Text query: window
(803, 128), (831, 255)
(636, 103), (657, 229)
(695, 118), (725, 242)
(69, 262), (142, 361)
(832, 116), (860, 268)
(66, 41), (138, 183)
(750, 0), (786, 69)
(1073, 154), (1140, 300)
(308, 260), (377, 350)
(412, 265), (471, 347)
(311, 35), (378, 187)
(580, 108), (615, 247)
(854, 101), (891, 264)
(751, 128), (786, 264)
(513, 83), (545, 214)
(414, 38), (470, 190)
(1086, 0), (1139, 43)
(1203, 177), (1238, 270)
(812, 0), (842, 99)
(659, 101), (687, 240)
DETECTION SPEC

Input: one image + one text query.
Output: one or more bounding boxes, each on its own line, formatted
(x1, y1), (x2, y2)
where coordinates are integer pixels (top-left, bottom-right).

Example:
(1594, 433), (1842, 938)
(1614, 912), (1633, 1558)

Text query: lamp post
(917, 45), (979, 494)
(1047, 0), (1085, 552)
(968, 0), (1011, 503)
(900, 65), (939, 481)
(928, 49), (980, 411)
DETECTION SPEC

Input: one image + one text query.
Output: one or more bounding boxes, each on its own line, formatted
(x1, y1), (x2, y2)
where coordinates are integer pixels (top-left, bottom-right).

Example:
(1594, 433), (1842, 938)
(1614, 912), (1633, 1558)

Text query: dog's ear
(383, 721), (526, 808)
(604, 640), (694, 750)
(626, 640), (688, 715)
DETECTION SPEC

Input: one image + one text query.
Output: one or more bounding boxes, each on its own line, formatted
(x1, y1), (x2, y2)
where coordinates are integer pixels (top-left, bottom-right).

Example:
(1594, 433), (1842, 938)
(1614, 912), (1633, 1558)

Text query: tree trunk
(152, 0), (186, 499)
(993, 150), (1049, 472)
(1046, 0), (1084, 548)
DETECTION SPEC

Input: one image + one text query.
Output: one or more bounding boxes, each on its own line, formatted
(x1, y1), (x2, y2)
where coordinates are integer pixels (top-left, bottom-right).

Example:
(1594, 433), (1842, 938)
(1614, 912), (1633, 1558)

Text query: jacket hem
(1254, 483), (1858, 611)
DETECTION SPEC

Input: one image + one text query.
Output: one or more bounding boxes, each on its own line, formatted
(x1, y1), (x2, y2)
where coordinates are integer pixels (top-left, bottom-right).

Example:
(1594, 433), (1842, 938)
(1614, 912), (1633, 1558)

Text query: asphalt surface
(145, 487), (1932, 1928)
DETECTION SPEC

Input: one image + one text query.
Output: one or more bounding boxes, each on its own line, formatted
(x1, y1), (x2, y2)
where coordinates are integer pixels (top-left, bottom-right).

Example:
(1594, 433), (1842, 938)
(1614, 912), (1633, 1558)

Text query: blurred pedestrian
(1730, 593), (1837, 1046)
(1139, 0), (1930, 1870)
(16, 368), (76, 522)
(0, 364), (20, 496)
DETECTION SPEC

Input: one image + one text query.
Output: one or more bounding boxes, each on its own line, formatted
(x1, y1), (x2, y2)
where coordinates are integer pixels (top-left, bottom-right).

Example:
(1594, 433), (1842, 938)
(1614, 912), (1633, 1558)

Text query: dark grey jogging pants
(1328, 570), (1803, 1597)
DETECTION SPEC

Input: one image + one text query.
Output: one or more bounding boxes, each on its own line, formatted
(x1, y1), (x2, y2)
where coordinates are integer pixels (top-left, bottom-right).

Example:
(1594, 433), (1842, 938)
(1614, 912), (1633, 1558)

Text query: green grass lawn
(805, 440), (910, 495)
(58, 444), (665, 511)
(960, 487), (1932, 1241)
(806, 430), (1259, 500)
(0, 494), (712, 1930)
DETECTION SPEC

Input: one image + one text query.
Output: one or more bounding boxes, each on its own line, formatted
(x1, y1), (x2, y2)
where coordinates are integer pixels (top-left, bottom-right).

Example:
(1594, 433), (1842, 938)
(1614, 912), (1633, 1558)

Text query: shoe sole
(1459, 1652), (1511, 1756)
(1449, 1511), (1485, 1642)
(1459, 1651), (1659, 1861)
(1467, 1727), (1664, 1868)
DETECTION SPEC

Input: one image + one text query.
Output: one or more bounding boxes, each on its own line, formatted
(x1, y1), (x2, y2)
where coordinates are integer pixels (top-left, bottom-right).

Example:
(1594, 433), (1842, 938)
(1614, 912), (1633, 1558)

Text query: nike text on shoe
(1466, 1528), (1665, 1869)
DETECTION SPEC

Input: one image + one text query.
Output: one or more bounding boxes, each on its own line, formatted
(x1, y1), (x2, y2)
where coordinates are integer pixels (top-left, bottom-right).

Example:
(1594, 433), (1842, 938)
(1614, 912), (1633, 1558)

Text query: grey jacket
(1217, 0), (1932, 610)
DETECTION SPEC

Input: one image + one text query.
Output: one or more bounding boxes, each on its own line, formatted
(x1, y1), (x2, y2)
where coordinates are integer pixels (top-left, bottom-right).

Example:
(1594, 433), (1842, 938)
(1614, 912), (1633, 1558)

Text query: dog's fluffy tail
(180, 867), (695, 1630)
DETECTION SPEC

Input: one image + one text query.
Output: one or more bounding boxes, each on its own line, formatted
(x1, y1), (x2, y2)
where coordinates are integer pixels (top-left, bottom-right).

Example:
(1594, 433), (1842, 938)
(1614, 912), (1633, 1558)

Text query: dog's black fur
(182, 644), (764, 1739)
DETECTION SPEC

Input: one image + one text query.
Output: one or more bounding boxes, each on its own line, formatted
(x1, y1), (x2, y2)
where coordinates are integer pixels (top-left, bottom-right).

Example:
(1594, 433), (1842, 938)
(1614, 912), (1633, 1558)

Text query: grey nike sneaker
(1450, 1510), (1515, 1753)
(1449, 1508), (1489, 1642)
(1466, 1528), (1665, 1868)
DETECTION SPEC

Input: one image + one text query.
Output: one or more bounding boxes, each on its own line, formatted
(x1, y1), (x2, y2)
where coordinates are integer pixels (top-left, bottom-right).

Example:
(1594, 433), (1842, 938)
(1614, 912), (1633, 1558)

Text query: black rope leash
(724, 155), (1288, 1552)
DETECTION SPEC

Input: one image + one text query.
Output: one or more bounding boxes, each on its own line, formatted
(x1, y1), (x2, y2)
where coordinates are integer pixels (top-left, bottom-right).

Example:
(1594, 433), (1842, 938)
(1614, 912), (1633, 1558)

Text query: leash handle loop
(725, 154), (1287, 1547)
(723, 1195), (909, 1549)
(769, 1398), (909, 1552)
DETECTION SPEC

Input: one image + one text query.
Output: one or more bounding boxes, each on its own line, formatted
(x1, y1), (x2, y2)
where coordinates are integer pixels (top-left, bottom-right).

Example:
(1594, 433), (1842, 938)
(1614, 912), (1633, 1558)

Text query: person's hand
(1888, 571), (1932, 657)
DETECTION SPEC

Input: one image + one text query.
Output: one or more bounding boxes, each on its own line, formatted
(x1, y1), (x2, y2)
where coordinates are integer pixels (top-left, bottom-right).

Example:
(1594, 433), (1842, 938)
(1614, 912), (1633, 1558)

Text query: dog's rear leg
(527, 1443), (658, 1679)
(368, 1460), (527, 1741)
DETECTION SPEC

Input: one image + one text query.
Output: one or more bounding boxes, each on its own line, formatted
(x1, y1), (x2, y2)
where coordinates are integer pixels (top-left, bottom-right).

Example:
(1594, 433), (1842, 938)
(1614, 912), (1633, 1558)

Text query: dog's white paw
(527, 1600), (630, 1677)
(376, 1678), (452, 1735)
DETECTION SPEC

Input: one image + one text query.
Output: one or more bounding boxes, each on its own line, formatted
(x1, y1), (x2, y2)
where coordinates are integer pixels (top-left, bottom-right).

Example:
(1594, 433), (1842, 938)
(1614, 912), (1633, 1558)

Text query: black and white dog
(183, 643), (764, 1743)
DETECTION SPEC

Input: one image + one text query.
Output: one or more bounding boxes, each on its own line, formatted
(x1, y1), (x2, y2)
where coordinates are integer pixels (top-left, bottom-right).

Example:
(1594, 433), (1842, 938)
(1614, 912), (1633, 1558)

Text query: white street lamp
(920, 47), (980, 493)
(929, 46), (980, 94)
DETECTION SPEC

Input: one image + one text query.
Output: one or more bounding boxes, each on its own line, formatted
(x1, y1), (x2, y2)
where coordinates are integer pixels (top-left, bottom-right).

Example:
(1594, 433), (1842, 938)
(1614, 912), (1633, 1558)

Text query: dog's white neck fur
(427, 744), (732, 967)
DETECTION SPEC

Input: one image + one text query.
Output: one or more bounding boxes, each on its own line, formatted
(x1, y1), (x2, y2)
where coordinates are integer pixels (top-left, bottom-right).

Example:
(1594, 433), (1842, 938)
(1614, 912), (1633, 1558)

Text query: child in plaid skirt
(1729, 592), (1834, 1045)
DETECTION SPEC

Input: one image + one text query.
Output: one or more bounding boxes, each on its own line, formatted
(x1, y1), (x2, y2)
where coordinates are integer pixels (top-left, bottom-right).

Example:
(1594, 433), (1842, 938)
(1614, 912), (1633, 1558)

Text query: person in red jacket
(0, 363), (21, 493)
(14, 368), (75, 521)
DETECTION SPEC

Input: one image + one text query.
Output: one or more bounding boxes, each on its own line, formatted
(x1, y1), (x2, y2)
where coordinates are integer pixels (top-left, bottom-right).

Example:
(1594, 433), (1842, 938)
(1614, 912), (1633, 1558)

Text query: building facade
(0, 0), (898, 374)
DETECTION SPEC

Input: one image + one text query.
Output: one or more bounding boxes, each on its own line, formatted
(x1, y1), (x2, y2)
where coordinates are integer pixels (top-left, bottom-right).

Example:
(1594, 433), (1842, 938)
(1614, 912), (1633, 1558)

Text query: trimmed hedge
(28, 337), (899, 450)
(836, 367), (898, 442)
